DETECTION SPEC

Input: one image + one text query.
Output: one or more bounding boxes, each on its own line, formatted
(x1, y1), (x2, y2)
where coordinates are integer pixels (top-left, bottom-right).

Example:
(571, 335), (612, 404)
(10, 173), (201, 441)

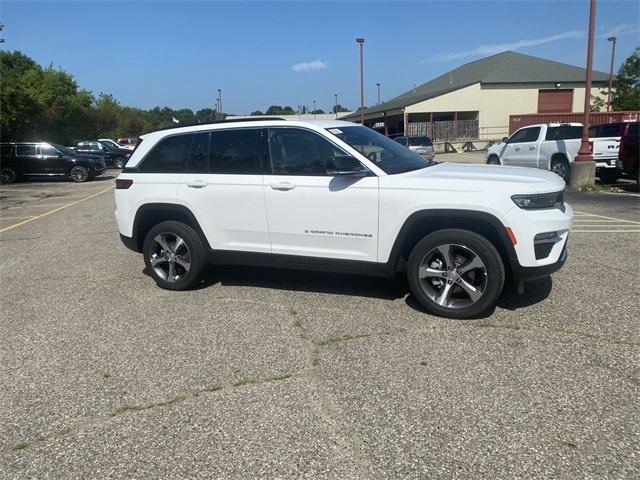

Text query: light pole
(313, 99), (316, 119)
(606, 35), (616, 112)
(218, 89), (222, 118)
(356, 37), (365, 125)
(570, 0), (597, 188)
(334, 94), (338, 119)
(376, 82), (381, 104)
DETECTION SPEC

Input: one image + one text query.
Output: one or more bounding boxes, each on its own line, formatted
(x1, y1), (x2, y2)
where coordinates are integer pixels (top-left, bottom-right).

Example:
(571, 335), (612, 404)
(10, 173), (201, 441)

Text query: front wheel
(598, 169), (619, 184)
(115, 158), (125, 169)
(143, 221), (208, 290)
(486, 155), (501, 165)
(69, 165), (89, 182)
(407, 229), (505, 319)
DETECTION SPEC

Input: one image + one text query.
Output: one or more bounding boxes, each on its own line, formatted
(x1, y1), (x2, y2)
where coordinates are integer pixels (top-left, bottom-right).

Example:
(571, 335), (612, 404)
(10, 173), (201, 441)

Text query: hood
(394, 162), (565, 194)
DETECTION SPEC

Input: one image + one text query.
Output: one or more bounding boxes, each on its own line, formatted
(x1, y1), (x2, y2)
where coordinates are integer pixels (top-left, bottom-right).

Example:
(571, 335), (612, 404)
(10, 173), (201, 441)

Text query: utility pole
(606, 36), (617, 112)
(570, 0), (597, 188)
(313, 99), (316, 119)
(218, 89), (223, 118)
(334, 94), (338, 119)
(356, 37), (365, 125)
(376, 82), (381, 104)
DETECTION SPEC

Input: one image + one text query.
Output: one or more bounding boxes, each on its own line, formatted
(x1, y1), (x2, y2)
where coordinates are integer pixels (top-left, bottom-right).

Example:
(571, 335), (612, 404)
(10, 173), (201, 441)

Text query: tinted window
(188, 132), (209, 173)
(1, 144), (13, 156)
(39, 145), (59, 156)
(393, 137), (408, 146)
(545, 126), (582, 141)
(589, 123), (621, 138)
(628, 124), (639, 136)
(139, 134), (190, 173)
(510, 127), (541, 143)
(269, 128), (344, 176)
(209, 129), (262, 174)
(408, 136), (432, 147)
(16, 145), (37, 156)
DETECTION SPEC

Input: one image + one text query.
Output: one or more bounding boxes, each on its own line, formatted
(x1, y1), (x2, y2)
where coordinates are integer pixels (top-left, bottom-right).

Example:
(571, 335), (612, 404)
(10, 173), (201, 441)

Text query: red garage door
(538, 89), (573, 113)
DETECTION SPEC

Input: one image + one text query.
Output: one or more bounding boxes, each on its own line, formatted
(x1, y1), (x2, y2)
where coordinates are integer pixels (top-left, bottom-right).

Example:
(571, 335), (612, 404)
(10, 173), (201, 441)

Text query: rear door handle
(515, 146), (521, 151)
(529, 146), (536, 150)
(186, 179), (207, 189)
(270, 182), (295, 191)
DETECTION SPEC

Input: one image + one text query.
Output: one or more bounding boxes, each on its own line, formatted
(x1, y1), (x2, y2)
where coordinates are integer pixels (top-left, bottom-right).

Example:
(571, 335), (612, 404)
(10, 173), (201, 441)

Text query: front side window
(393, 137), (408, 146)
(330, 126), (431, 175)
(209, 128), (262, 175)
(139, 134), (190, 173)
(269, 128), (345, 176)
(16, 145), (37, 156)
(38, 145), (59, 156)
(510, 127), (541, 143)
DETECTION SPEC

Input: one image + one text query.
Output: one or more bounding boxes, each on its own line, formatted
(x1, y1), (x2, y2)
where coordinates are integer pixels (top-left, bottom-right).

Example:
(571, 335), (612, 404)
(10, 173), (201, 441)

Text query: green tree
(612, 46), (640, 111)
(250, 110), (264, 116)
(310, 109), (325, 114)
(332, 104), (349, 114)
(590, 93), (606, 112)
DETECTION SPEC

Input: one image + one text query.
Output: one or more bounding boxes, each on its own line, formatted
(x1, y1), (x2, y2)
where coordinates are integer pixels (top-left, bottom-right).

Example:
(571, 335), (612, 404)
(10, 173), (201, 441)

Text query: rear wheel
(486, 155), (501, 165)
(115, 158), (125, 169)
(0, 167), (17, 184)
(550, 157), (570, 182)
(143, 221), (208, 290)
(407, 229), (505, 319)
(69, 165), (89, 182)
(598, 168), (619, 184)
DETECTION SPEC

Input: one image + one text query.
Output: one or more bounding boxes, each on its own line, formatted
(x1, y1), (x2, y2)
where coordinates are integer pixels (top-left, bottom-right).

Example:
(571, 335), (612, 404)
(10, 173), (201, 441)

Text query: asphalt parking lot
(1, 170), (639, 479)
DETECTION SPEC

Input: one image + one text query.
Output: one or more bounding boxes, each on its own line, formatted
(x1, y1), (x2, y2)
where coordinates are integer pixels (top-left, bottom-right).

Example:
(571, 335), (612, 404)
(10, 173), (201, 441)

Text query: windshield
(328, 126), (433, 174)
(52, 144), (75, 155)
(100, 140), (120, 149)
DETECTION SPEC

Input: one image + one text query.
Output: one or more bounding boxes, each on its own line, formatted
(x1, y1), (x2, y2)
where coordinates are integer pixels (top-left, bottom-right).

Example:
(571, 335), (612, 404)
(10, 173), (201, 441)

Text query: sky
(1, 0), (638, 114)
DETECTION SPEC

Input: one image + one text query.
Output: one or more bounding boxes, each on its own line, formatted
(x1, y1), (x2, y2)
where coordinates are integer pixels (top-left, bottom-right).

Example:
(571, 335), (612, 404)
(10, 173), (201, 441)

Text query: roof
(344, 51), (610, 119)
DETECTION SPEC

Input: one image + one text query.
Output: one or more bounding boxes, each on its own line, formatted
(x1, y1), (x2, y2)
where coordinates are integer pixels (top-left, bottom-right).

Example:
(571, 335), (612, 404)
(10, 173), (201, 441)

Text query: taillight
(115, 178), (133, 189)
(588, 141), (593, 153)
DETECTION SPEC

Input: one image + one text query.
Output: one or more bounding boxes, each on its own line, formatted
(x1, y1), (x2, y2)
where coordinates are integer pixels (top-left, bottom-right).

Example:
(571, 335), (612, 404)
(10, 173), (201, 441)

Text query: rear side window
(139, 134), (190, 173)
(545, 126), (582, 141)
(16, 145), (37, 156)
(393, 137), (408, 146)
(209, 129), (262, 174)
(589, 123), (621, 138)
(269, 128), (344, 176)
(188, 133), (209, 173)
(511, 127), (541, 143)
(408, 136), (432, 147)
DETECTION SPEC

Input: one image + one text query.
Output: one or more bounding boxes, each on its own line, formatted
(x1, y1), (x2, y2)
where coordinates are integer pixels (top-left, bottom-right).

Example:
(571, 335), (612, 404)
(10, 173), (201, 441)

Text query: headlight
(512, 191), (565, 211)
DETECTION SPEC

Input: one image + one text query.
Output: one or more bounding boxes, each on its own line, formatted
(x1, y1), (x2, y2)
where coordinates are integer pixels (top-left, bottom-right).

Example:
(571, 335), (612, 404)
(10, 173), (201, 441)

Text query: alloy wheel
(149, 232), (191, 282)
(417, 243), (487, 309)
(70, 166), (89, 182)
(551, 162), (567, 179)
(0, 168), (16, 184)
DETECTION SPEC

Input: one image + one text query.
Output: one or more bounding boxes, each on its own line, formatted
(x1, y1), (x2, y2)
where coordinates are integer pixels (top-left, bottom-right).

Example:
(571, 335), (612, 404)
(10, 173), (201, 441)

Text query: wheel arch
(131, 203), (211, 253)
(387, 209), (518, 281)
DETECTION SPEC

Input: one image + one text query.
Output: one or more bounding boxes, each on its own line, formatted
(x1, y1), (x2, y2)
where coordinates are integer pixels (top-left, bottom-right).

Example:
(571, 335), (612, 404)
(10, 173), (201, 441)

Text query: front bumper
(120, 233), (140, 252)
(511, 246), (567, 283)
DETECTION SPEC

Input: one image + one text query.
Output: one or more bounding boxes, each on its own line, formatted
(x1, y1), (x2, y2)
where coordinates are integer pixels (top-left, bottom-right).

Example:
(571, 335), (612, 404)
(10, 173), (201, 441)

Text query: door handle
(515, 146), (521, 151)
(529, 146), (536, 150)
(186, 179), (207, 189)
(270, 182), (295, 191)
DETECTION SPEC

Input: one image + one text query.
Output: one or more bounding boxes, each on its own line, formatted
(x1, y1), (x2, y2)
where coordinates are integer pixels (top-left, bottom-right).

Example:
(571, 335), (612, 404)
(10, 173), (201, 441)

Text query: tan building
(344, 51), (609, 140)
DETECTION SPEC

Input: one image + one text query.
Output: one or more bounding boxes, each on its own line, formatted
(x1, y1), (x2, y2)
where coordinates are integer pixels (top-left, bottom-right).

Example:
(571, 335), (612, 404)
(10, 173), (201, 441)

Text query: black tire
(1, 167), (17, 184)
(407, 229), (505, 319)
(486, 155), (501, 165)
(550, 157), (570, 182)
(143, 220), (208, 291)
(598, 169), (620, 184)
(69, 165), (89, 183)
(115, 158), (125, 169)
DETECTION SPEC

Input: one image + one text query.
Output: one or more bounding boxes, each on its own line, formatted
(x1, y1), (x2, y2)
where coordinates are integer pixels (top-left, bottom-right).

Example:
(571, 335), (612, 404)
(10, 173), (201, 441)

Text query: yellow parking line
(0, 185), (114, 234)
(0, 216), (35, 220)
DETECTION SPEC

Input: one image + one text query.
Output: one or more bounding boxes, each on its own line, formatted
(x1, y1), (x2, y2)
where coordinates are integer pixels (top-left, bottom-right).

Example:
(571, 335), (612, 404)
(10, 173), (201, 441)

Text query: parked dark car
(0, 142), (106, 183)
(616, 123), (639, 183)
(588, 121), (637, 139)
(76, 140), (131, 168)
(392, 135), (435, 160)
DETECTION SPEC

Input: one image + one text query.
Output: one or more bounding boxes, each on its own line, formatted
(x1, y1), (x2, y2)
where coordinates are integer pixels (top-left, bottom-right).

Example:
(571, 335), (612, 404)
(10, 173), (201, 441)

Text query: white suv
(115, 118), (573, 319)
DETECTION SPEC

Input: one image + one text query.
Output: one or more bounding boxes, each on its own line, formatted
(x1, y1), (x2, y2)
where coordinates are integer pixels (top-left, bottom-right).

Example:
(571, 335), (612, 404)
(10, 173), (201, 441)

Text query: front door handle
(186, 179), (207, 188)
(270, 182), (295, 191)
(529, 146), (536, 150)
(515, 146), (521, 151)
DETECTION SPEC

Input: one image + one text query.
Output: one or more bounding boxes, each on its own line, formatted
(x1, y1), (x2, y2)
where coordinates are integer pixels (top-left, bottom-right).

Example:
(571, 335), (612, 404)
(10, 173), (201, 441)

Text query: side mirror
(502, 137), (509, 144)
(327, 155), (369, 177)
(57, 152), (63, 157)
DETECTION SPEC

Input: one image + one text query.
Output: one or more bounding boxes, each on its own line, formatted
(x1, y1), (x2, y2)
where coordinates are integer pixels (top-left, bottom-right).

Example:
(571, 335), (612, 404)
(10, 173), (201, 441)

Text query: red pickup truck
(616, 123), (639, 183)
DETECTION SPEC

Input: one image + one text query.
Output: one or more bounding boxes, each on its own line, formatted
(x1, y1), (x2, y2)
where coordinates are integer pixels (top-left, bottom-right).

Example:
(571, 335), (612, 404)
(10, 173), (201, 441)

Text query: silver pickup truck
(486, 123), (619, 183)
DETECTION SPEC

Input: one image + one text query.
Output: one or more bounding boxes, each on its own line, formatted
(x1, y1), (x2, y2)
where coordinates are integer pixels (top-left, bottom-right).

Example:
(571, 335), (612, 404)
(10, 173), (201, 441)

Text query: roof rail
(153, 116), (287, 132)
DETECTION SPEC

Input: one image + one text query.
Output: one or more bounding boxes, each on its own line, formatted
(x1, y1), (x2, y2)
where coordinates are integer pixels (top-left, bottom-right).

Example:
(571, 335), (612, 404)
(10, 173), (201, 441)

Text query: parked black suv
(0, 142), (106, 183)
(76, 141), (131, 168)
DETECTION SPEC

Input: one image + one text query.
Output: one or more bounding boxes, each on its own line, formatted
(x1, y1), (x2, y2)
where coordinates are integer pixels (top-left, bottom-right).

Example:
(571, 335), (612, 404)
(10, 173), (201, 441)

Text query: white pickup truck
(486, 123), (619, 183)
